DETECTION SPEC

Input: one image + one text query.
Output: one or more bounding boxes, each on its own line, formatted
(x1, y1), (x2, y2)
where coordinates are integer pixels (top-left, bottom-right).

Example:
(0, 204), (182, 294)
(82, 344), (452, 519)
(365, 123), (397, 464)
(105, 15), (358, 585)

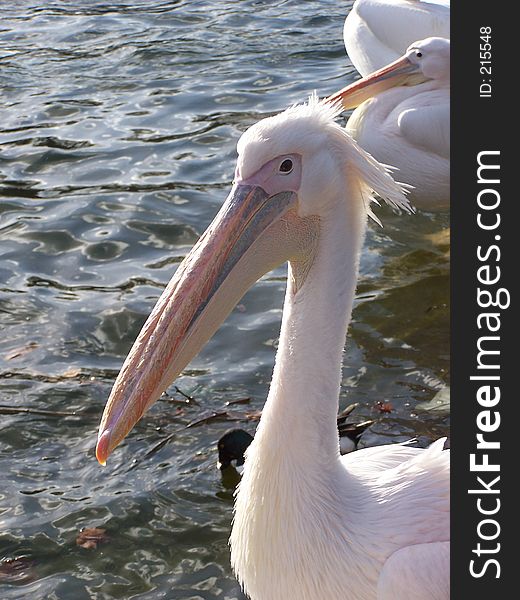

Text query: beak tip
(96, 429), (111, 466)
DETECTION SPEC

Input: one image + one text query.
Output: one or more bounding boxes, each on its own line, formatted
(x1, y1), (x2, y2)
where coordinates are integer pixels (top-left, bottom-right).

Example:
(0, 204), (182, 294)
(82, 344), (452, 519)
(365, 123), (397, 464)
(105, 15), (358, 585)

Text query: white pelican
(96, 98), (450, 600)
(329, 36), (450, 209)
(344, 0), (450, 76)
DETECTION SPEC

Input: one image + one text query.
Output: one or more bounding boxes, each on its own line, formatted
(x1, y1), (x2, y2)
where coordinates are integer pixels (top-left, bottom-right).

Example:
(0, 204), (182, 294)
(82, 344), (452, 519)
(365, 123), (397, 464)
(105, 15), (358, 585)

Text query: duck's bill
(326, 55), (428, 110)
(96, 183), (304, 465)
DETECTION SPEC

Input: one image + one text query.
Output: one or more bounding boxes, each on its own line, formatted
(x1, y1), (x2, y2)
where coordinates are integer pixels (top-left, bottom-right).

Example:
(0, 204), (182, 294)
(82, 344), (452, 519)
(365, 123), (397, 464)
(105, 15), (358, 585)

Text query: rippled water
(0, 1), (449, 598)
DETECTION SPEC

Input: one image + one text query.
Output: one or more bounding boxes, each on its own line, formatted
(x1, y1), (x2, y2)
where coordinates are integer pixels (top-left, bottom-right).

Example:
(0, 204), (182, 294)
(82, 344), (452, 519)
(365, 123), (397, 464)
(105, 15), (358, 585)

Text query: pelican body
(96, 99), (449, 599)
(344, 0), (450, 76)
(329, 36), (450, 209)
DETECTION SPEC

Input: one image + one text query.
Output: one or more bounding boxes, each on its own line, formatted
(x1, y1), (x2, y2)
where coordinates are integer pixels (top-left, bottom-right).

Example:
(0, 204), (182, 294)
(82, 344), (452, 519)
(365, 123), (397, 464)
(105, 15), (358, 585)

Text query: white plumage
(330, 36), (450, 209)
(344, 0), (450, 76)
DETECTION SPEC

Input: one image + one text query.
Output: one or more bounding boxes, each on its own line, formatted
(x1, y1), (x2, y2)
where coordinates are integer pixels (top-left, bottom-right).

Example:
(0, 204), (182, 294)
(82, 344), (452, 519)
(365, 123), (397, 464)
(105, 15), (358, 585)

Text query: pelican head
(328, 36), (450, 110)
(96, 97), (410, 465)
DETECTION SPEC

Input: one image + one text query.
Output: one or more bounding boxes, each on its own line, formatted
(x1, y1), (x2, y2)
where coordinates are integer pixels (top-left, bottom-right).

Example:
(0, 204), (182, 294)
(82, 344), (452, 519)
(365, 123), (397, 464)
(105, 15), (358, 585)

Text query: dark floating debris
(0, 405), (82, 417)
(174, 386), (199, 405)
(0, 367), (119, 384)
(186, 410), (232, 429)
(160, 386), (200, 406)
(4, 341), (39, 361)
(225, 397), (251, 407)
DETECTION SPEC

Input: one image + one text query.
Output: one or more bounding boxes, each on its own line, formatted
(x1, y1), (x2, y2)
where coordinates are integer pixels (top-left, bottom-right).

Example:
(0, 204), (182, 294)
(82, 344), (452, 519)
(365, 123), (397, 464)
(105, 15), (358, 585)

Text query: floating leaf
(0, 556), (37, 583)
(76, 527), (109, 550)
(374, 401), (393, 413)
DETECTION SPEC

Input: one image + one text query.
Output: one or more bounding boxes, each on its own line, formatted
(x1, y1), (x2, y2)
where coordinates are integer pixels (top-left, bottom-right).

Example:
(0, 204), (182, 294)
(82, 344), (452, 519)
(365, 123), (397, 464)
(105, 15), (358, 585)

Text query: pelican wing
(341, 442), (423, 474)
(342, 437), (449, 488)
(398, 101), (450, 160)
(378, 541), (450, 599)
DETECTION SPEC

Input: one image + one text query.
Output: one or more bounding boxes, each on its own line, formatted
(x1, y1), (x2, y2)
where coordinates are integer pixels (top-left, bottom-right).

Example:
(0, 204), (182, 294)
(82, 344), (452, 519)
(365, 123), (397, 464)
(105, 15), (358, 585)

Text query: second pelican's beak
(96, 183), (317, 464)
(326, 55), (428, 110)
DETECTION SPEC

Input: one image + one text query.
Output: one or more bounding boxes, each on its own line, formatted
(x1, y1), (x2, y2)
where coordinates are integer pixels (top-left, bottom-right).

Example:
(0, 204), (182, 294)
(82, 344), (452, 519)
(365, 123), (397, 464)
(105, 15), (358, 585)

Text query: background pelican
(329, 36), (450, 209)
(344, 0), (450, 76)
(96, 98), (449, 599)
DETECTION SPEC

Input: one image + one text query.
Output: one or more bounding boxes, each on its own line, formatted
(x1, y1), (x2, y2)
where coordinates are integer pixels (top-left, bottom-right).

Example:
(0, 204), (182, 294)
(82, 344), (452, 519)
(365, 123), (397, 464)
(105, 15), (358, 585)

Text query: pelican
(96, 97), (449, 599)
(344, 0), (450, 76)
(329, 36), (450, 209)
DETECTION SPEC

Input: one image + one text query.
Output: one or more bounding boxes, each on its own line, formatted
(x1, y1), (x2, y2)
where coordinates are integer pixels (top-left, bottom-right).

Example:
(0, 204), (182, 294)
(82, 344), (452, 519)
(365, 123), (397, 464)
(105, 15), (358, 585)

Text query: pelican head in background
(96, 97), (449, 600)
(344, 0), (450, 77)
(329, 36), (450, 209)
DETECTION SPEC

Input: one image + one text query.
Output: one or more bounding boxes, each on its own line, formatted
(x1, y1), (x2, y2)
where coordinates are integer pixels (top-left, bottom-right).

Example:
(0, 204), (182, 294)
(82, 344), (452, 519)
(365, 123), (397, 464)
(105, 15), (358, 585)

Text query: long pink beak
(96, 183), (307, 465)
(327, 54), (427, 110)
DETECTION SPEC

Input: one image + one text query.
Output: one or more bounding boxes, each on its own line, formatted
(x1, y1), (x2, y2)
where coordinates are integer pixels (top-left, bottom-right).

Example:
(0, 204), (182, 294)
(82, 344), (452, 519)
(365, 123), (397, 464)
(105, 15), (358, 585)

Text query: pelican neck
(255, 196), (366, 469)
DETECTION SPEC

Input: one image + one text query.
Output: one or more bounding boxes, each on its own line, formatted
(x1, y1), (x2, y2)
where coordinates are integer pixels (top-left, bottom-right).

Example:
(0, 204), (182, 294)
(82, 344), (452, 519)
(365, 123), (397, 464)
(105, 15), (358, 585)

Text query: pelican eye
(416, 51), (423, 58)
(279, 159), (293, 174)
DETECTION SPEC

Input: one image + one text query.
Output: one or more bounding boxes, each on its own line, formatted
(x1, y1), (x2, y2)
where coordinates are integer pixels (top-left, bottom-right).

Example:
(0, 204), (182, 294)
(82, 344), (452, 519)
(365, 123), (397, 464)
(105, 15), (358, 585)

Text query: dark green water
(0, 1), (449, 598)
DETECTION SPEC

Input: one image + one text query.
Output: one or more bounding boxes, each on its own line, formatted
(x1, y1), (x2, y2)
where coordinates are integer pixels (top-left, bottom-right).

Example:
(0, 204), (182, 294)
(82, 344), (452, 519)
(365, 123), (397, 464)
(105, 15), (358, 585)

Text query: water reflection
(1, 1), (448, 598)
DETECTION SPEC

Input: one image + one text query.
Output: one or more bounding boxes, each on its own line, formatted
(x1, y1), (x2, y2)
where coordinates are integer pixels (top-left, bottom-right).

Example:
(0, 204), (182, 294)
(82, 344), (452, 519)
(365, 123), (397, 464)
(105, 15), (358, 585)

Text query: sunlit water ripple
(0, 1), (449, 598)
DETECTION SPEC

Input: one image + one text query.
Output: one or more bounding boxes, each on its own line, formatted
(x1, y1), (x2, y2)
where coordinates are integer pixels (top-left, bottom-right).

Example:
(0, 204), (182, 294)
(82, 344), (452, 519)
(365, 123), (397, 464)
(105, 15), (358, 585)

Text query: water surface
(0, 1), (449, 598)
